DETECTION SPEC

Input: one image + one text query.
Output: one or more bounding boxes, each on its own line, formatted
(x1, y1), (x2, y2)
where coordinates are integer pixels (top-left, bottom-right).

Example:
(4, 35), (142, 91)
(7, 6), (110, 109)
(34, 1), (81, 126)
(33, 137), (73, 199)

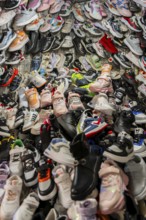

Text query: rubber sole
(103, 151), (134, 163)
(16, 14), (38, 26)
(123, 39), (143, 56)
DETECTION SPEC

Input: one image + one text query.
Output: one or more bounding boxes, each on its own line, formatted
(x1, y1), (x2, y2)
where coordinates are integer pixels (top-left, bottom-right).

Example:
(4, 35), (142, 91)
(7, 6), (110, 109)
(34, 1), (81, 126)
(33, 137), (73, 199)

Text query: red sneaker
(99, 34), (118, 54)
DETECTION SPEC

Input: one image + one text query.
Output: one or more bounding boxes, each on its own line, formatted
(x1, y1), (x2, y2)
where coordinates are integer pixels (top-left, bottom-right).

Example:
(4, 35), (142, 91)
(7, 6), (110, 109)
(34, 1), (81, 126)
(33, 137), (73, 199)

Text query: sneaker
(9, 30), (29, 52)
(37, 0), (55, 12)
(0, 162), (10, 204)
(49, 0), (64, 14)
(92, 42), (106, 58)
(60, 0), (72, 17)
(0, 29), (16, 51)
(30, 72), (47, 88)
(121, 16), (141, 32)
(23, 109), (39, 131)
(44, 138), (75, 167)
(0, 10), (16, 26)
(28, 0), (41, 9)
(99, 159), (128, 214)
(15, 107), (27, 128)
(133, 128), (146, 154)
(25, 88), (40, 109)
(68, 92), (84, 111)
(26, 17), (44, 31)
(5, 51), (23, 65)
(114, 52), (131, 68)
(83, 21), (102, 36)
(40, 89), (52, 108)
(99, 34), (118, 54)
(116, 0), (132, 17)
(30, 54), (42, 72)
(14, 192), (39, 220)
(0, 175), (22, 220)
(5, 108), (17, 130)
(72, 22), (85, 38)
(103, 131), (134, 163)
(85, 1), (102, 20)
(124, 35), (143, 56)
(52, 91), (68, 117)
(38, 159), (57, 201)
(14, 9), (38, 26)
(0, 93), (17, 108)
(53, 165), (73, 209)
(105, 18), (123, 38)
(61, 36), (73, 48)
(129, 0), (141, 12)
(125, 51), (141, 68)
(124, 155), (146, 201)
(129, 100), (146, 124)
(5, 0), (21, 9)
(9, 139), (25, 176)
(73, 3), (84, 23)
(0, 117), (10, 137)
(104, 1), (120, 16)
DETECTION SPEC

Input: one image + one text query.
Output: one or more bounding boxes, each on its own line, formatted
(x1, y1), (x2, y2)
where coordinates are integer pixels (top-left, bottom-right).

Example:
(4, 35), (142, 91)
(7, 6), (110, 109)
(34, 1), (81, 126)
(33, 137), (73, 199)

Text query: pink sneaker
(50, 0), (64, 14)
(89, 75), (113, 93)
(37, 0), (55, 12)
(68, 92), (85, 111)
(116, 0), (132, 17)
(40, 89), (52, 108)
(52, 91), (68, 117)
(99, 159), (129, 215)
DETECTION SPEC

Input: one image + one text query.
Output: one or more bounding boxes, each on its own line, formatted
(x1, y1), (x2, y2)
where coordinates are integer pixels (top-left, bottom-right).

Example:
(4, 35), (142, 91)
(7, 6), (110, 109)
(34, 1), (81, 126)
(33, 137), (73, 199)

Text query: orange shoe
(9, 30), (29, 52)
(25, 88), (40, 109)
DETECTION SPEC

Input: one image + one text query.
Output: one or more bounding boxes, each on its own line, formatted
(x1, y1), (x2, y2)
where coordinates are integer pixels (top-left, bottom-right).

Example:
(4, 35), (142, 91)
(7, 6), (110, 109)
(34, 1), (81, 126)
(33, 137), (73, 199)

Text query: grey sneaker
(14, 9), (38, 26)
(0, 29), (16, 51)
(124, 35), (143, 56)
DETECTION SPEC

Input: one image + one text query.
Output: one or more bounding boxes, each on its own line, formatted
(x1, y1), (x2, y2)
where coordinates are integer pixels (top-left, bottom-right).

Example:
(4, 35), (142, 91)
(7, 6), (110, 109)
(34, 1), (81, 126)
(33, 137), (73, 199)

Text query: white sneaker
(9, 139), (25, 176)
(5, 108), (17, 130)
(133, 128), (146, 154)
(13, 192), (39, 220)
(125, 51), (141, 68)
(23, 109), (39, 131)
(18, 87), (29, 108)
(61, 36), (73, 48)
(0, 10), (16, 26)
(31, 109), (51, 135)
(30, 71), (47, 88)
(0, 175), (22, 220)
(26, 17), (44, 31)
(53, 165), (73, 209)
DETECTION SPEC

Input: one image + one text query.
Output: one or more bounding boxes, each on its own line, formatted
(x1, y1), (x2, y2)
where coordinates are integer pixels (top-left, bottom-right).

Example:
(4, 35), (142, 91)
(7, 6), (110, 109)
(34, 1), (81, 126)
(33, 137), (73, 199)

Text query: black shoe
(15, 107), (27, 128)
(112, 78), (123, 91)
(9, 74), (22, 92)
(5, 0), (21, 9)
(26, 31), (39, 54)
(123, 81), (138, 100)
(0, 94), (17, 108)
(81, 38), (97, 54)
(32, 32), (42, 54)
(51, 36), (64, 51)
(0, 117), (10, 137)
(5, 51), (23, 65)
(114, 110), (135, 133)
(73, 59), (83, 70)
(41, 33), (55, 52)
(103, 131), (134, 163)
(0, 67), (17, 87)
(122, 70), (137, 88)
(114, 87), (125, 105)
(73, 37), (86, 55)
(71, 154), (101, 200)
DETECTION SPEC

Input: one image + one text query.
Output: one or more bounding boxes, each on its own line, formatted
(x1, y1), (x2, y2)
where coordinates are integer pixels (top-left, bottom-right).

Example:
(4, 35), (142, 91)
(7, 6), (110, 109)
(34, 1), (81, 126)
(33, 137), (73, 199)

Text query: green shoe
(71, 72), (84, 83)
(86, 55), (101, 71)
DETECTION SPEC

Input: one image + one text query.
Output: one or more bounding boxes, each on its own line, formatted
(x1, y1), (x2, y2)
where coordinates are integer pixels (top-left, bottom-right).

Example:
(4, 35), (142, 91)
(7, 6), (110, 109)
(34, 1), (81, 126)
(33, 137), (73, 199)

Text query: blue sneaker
(129, 101), (146, 124)
(133, 128), (146, 154)
(31, 53), (42, 72)
(0, 29), (16, 51)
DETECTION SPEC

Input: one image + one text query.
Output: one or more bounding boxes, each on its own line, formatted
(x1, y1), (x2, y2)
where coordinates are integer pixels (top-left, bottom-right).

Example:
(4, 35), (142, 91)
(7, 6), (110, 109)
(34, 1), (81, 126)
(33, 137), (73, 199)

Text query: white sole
(121, 18), (141, 32)
(135, 119), (146, 124)
(5, 0), (21, 9)
(9, 38), (29, 52)
(105, 22), (123, 39)
(86, 57), (101, 71)
(123, 39), (143, 56)
(38, 185), (57, 201)
(16, 14), (38, 26)
(0, 33), (17, 51)
(31, 0), (41, 10)
(43, 38), (56, 52)
(114, 55), (130, 68)
(0, 131), (10, 137)
(24, 177), (38, 187)
(103, 151), (134, 163)
(5, 59), (21, 65)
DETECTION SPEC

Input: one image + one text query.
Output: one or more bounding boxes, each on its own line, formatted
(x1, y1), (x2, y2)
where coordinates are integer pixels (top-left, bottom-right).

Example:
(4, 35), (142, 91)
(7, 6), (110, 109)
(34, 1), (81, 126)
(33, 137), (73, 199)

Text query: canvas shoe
(121, 16), (141, 32)
(103, 131), (134, 163)
(124, 155), (146, 201)
(26, 17), (44, 31)
(9, 30), (29, 52)
(50, 0), (64, 14)
(37, 0), (55, 12)
(129, 101), (146, 124)
(73, 3), (85, 23)
(52, 91), (68, 117)
(31, 109), (51, 135)
(0, 29), (17, 51)
(99, 159), (128, 214)
(5, 0), (21, 9)
(0, 162), (10, 204)
(38, 159), (57, 201)
(25, 88), (40, 109)
(68, 92), (85, 111)
(124, 35), (143, 56)
(0, 117), (10, 137)
(14, 9), (38, 26)
(44, 138), (75, 167)
(5, 108), (17, 130)
(23, 109), (39, 131)
(53, 165), (73, 209)
(0, 175), (22, 220)
(0, 10), (16, 26)
(28, 0), (41, 9)
(13, 192), (39, 220)
(116, 0), (132, 17)
(9, 139), (25, 176)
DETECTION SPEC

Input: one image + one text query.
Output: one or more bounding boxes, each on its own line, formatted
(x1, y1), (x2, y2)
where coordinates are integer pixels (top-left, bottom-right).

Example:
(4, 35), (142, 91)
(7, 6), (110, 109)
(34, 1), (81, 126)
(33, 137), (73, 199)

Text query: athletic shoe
(104, 1), (120, 16)
(72, 22), (85, 38)
(139, 56), (146, 72)
(129, 0), (141, 12)
(125, 51), (141, 68)
(73, 3), (84, 23)
(28, 0), (41, 9)
(68, 92), (85, 111)
(99, 159), (128, 214)
(0, 117), (10, 137)
(14, 9), (38, 26)
(137, 15), (146, 38)
(92, 42), (106, 58)
(31, 54), (42, 72)
(9, 30), (29, 52)
(0, 93), (17, 108)
(53, 165), (73, 209)
(37, 0), (55, 12)
(99, 34), (118, 54)
(103, 131), (134, 163)
(0, 29), (16, 51)
(44, 138), (75, 167)
(85, 1), (102, 20)
(60, 0), (72, 17)
(25, 88), (40, 109)
(114, 52), (131, 68)
(124, 155), (146, 201)
(0, 175), (22, 220)
(105, 18), (123, 38)
(129, 100), (146, 124)
(0, 162), (10, 204)
(83, 21), (102, 36)
(0, 10), (16, 26)
(38, 159), (57, 201)
(23, 109), (39, 131)
(121, 17), (141, 32)
(5, 0), (21, 9)
(9, 74), (23, 92)
(124, 35), (143, 56)
(15, 107), (27, 128)
(5, 51), (24, 65)
(133, 0), (146, 8)
(89, 75), (113, 93)
(26, 17), (44, 31)
(116, 0), (132, 17)
(5, 107), (17, 130)
(52, 91), (68, 117)
(133, 128), (146, 154)
(49, 0), (64, 14)
(14, 192), (39, 220)
(30, 71), (47, 88)
(9, 139), (25, 177)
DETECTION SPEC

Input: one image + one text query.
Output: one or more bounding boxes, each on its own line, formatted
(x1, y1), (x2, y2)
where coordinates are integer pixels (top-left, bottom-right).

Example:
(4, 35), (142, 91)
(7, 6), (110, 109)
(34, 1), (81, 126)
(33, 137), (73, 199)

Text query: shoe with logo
(25, 88), (40, 109)
(114, 87), (125, 105)
(0, 10), (16, 26)
(14, 192), (39, 220)
(85, 1), (102, 20)
(9, 30), (29, 52)
(103, 131), (134, 163)
(44, 138), (75, 167)
(5, 0), (21, 9)
(0, 29), (16, 51)
(14, 9), (38, 26)
(53, 165), (73, 209)
(99, 159), (128, 214)
(37, 0), (55, 12)
(0, 175), (22, 220)
(129, 101), (146, 124)
(23, 109), (39, 131)
(0, 162), (10, 204)
(124, 35), (143, 56)
(28, 0), (41, 9)
(38, 158), (57, 201)
(116, 0), (132, 17)
(68, 92), (85, 111)
(121, 16), (141, 32)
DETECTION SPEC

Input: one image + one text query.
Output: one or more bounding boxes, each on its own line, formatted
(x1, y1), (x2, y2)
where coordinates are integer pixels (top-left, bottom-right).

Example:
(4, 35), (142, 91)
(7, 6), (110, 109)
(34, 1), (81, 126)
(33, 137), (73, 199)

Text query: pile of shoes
(0, 0), (146, 219)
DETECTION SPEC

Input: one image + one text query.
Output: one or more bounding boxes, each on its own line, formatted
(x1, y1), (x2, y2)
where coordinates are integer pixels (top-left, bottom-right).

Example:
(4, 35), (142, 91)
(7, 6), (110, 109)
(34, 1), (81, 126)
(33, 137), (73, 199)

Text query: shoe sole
(9, 38), (29, 52)
(0, 33), (17, 51)
(5, 59), (21, 65)
(85, 123), (108, 138)
(123, 39), (143, 56)
(24, 176), (38, 187)
(106, 2), (121, 16)
(103, 151), (134, 163)
(16, 14), (38, 26)
(38, 185), (57, 201)
(121, 18), (141, 32)
(5, 0), (21, 9)
(114, 55), (130, 69)
(0, 131), (10, 137)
